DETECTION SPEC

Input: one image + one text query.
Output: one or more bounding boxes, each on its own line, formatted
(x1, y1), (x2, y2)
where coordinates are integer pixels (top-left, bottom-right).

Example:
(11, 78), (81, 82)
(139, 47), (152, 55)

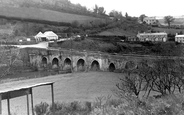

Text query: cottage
(137, 32), (167, 42)
(175, 33), (184, 43)
(34, 32), (47, 42)
(35, 31), (58, 42)
(143, 17), (157, 25)
(44, 31), (58, 41)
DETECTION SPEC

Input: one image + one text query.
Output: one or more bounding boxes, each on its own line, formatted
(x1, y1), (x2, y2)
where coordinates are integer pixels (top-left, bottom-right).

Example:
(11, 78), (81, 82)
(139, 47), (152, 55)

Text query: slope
(0, 5), (103, 25)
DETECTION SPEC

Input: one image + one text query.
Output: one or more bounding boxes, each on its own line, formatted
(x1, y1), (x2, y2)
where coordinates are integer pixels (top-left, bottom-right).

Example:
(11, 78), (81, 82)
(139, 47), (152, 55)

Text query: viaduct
(23, 48), (182, 72)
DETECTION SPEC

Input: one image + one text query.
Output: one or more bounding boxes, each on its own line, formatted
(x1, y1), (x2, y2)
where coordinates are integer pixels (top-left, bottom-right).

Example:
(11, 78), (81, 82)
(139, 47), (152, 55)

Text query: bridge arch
(91, 60), (100, 71)
(41, 57), (47, 68)
(109, 63), (116, 72)
(52, 58), (59, 68)
(125, 61), (136, 70)
(77, 59), (85, 71)
(63, 58), (72, 71)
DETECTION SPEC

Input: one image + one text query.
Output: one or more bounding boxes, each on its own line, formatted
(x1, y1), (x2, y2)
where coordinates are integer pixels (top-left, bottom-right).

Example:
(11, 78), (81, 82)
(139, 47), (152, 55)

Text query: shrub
(34, 102), (49, 115)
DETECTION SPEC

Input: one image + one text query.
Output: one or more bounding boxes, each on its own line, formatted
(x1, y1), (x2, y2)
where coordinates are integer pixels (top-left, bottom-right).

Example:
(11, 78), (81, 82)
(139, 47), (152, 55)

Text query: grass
(152, 27), (184, 35)
(34, 94), (184, 115)
(0, 4), (104, 24)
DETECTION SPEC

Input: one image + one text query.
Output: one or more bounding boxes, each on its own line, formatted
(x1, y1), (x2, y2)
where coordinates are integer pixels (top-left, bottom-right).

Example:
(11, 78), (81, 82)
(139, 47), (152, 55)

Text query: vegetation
(164, 15), (175, 28)
(139, 14), (147, 23)
(117, 58), (184, 99)
(34, 94), (184, 115)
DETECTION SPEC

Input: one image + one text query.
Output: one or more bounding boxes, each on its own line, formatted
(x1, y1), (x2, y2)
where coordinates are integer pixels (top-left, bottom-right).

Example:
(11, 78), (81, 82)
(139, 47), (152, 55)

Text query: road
(0, 72), (123, 115)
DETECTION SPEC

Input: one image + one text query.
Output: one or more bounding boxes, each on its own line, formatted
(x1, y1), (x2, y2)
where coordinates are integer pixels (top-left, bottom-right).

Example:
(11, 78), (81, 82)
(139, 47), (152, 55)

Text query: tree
(109, 10), (123, 20)
(117, 58), (184, 99)
(93, 5), (106, 15)
(93, 4), (98, 14)
(116, 69), (145, 98)
(98, 7), (106, 15)
(164, 15), (175, 28)
(139, 14), (147, 23)
(125, 12), (128, 18)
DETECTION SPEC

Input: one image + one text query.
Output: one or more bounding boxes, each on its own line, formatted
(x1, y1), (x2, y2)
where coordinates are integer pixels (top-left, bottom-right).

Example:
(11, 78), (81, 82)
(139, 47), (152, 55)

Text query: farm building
(143, 17), (157, 25)
(35, 31), (58, 42)
(44, 31), (58, 41)
(175, 33), (184, 43)
(137, 32), (167, 42)
(34, 32), (47, 42)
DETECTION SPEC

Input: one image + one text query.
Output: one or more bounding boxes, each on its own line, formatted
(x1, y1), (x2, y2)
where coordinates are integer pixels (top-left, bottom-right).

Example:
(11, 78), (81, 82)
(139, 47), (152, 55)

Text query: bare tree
(116, 69), (145, 98)
(164, 15), (175, 28)
(116, 58), (184, 99)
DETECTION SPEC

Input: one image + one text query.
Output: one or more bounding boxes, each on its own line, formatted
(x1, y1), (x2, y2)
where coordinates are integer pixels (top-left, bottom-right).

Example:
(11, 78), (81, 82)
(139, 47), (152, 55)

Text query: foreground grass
(34, 94), (184, 115)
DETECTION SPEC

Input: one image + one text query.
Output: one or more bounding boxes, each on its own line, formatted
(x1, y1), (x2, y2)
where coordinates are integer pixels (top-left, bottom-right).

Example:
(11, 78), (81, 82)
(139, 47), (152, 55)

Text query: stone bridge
(24, 48), (181, 72)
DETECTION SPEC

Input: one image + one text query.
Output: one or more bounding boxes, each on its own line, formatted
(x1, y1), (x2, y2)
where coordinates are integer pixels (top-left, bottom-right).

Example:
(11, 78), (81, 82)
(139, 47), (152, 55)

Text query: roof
(0, 82), (54, 100)
(35, 32), (46, 38)
(44, 31), (58, 37)
(175, 35), (184, 37)
(138, 32), (167, 36)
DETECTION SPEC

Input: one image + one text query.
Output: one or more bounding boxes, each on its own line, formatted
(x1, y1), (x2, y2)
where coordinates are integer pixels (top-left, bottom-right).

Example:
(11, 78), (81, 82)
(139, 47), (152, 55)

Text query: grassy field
(0, 5), (104, 24)
(152, 27), (184, 34)
(158, 18), (184, 25)
(0, 72), (122, 115)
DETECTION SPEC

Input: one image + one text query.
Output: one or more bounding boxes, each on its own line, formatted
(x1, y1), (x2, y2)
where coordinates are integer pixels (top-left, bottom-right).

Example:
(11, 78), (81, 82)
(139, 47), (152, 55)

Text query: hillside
(0, 5), (103, 25)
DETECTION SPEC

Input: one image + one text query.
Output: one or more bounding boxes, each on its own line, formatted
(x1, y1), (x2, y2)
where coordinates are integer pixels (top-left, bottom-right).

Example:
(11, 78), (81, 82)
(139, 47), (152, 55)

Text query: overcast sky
(70, 0), (184, 17)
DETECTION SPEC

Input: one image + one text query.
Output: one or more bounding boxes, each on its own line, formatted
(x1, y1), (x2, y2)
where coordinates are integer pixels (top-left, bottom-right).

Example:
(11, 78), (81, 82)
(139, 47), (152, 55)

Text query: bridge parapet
(24, 48), (184, 72)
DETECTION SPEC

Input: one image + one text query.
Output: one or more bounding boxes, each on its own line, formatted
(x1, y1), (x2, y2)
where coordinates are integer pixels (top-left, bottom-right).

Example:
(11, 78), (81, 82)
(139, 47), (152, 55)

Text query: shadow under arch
(52, 58), (59, 68)
(109, 63), (115, 72)
(91, 60), (100, 71)
(42, 57), (47, 68)
(63, 58), (72, 71)
(77, 59), (85, 71)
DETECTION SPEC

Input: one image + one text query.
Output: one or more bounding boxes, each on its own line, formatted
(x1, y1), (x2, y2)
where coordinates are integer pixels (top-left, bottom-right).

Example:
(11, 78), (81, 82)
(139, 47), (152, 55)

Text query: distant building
(175, 33), (184, 43)
(44, 31), (58, 41)
(34, 32), (46, 42)
(127, 36), (138, 41)
(137, 32), (167, 42)
(143, 17), (157, 25)
(35, 31), (58, 42)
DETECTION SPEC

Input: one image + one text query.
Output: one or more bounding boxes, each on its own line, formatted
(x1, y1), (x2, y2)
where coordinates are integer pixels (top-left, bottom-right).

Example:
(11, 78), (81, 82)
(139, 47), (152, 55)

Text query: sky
(70, 0), (184, 17)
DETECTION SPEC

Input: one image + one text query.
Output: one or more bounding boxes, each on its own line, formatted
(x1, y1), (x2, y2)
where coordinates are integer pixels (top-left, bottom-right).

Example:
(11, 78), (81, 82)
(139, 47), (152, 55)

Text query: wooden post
(7, 93), (10, 115)
(51, 84), (55, 114)
(26, 93), (30, 115)
(31, 89), (34, 115)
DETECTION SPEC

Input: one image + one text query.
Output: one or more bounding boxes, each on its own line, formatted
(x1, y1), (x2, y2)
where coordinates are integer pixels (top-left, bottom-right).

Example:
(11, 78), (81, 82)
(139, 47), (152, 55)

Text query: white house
(44, 31), (58, 41)
(137, 32), (167, 42)
(143, 17), (157, 25)
(34, 32), (47, 42)
(175, 33), (184, 43)
(35, 31), (58, 42)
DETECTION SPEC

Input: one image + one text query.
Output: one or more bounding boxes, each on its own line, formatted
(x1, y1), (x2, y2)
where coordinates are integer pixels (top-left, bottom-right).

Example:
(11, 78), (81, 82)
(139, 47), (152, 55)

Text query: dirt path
(0, 72), (123, 115)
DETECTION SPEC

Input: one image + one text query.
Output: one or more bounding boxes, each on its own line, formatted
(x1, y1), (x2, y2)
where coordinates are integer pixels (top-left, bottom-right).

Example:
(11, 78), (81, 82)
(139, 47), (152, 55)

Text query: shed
(44, 31), (58, 41)
(0, 82), (55, 115)
(34, 32), (47, 42)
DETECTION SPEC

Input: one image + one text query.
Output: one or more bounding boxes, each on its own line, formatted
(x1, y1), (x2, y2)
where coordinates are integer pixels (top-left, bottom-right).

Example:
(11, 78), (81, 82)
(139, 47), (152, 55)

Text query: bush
(34, 102), (49, 115)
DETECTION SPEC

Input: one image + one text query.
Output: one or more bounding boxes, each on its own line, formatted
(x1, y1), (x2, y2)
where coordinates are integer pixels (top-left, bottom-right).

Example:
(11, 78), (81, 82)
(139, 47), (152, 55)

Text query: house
(44, 31), (58, 41)
(175, 33), (184, 43)
(35, 31), (58, 42)
(143, 17), (157, 25)
(34, 32), (47, 42)
(137, 32), (167, 42)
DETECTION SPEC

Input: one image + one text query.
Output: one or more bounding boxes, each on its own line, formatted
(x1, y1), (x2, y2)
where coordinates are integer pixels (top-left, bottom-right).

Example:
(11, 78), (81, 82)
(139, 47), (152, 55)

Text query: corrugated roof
(0, 82), (54, 94)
